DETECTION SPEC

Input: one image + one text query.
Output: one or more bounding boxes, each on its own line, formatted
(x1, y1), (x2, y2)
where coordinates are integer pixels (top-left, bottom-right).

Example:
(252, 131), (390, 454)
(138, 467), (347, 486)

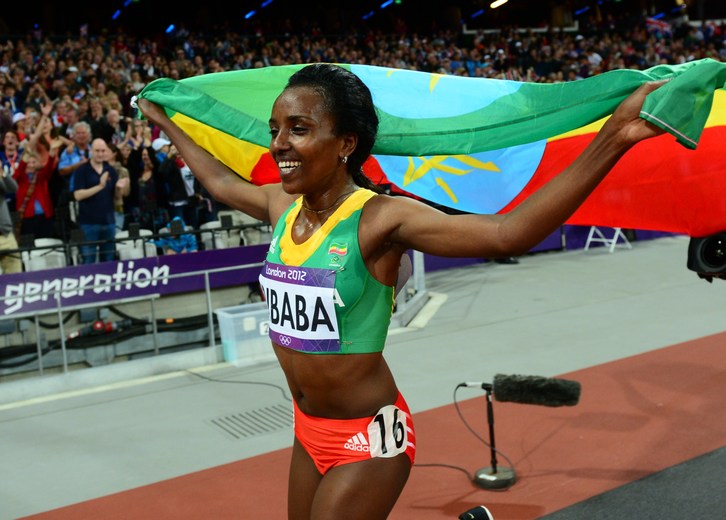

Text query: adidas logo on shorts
(344, 432), (370, 452)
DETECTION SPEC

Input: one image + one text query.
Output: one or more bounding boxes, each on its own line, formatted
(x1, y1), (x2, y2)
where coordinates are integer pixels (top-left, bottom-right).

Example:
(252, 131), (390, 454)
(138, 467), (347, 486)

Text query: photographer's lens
(702, 236), (726, 269)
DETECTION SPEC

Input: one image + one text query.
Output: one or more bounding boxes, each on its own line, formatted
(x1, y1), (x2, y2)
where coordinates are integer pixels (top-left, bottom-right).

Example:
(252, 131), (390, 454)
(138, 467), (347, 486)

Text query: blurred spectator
(0, 129), (23, 213)
(2, 81), (22, 116)
(58, 121), (92, 178)
(159, 145), (205, 229)
(12, 149), (57, 240)
(58, 104), (81, 139)
(51, 99), (73, 129)
(23, 83), (47, 113)
(109, 144), (131, 232)
(70, 138), (127, 263)
(0, 157), (20, 274)
(84, 97), (113, 143)
(105, 109), (129, 146)
(128, 70), (147, 94)
(12, 106), (62, 240)
(126, 145), (167, 232)
(154, 215), (197, 255)
(151, 136), (171, 162)
(34, 100), (70, 171)
(12, 112), (27, 142)
(56, 120), (93, 231)
(125, 119), (152, 150)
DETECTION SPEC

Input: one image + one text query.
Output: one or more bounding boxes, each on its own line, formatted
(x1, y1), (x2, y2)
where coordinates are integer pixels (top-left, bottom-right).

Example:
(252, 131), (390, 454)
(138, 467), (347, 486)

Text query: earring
(341, 156), (348, 164)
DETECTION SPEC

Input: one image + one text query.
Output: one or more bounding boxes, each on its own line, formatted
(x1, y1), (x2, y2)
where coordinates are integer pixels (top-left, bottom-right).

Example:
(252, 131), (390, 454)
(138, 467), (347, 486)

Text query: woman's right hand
(137, 98), (169, 127)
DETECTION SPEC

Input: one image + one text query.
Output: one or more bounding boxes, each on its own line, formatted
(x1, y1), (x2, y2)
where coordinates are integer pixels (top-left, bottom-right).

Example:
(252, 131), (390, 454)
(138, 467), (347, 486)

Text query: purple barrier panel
(156, 246), (267, 293)
(635, 230), (684, 240)
(423, 255), (486, 272)
(0, 245), (267, 318)
(532, 227), (565, 253)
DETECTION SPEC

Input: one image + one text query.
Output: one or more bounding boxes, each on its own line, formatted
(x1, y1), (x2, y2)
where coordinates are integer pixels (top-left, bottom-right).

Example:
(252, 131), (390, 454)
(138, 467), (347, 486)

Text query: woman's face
(3, 132), (19, 149)
(25, 155), (40, 170)
(269, 86), (345, 194)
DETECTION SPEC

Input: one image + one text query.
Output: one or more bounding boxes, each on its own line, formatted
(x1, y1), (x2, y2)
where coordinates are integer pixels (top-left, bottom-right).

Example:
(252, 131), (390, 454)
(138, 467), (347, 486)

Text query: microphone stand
(473, 383), (516, 490)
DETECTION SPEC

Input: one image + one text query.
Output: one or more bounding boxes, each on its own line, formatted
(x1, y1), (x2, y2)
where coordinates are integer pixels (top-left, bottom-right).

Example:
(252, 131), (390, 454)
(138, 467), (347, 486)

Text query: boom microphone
(460, 374), (581, 407)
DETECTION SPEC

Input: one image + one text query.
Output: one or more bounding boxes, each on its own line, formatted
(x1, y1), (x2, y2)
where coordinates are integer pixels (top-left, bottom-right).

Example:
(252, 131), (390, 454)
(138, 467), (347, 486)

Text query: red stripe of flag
(499, 125), (726, 236)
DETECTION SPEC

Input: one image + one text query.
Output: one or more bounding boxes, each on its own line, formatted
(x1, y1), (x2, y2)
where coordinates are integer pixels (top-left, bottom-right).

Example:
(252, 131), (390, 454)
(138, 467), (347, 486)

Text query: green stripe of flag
(139, 59), (726, 155)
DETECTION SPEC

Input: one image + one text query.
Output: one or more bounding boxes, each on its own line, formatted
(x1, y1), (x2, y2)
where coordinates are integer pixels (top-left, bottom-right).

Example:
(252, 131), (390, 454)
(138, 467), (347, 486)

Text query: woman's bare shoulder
(360, 192), (440, 245)
(264, 183), (298, 225)
(363, 191), (445, 221)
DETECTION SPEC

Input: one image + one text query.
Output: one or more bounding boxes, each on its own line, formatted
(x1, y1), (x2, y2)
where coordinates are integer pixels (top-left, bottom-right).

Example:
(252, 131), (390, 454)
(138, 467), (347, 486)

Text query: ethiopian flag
(138, 59), (726, 236)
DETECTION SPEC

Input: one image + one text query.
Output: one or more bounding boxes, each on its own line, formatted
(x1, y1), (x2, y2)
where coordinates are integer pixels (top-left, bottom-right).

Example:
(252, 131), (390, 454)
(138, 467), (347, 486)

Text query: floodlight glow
(490, 0), (508, 8)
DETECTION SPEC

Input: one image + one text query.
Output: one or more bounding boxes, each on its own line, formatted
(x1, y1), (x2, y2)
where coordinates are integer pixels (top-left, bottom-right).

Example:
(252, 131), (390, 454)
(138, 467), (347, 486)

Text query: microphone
(460, 374), (581, 407)
(458, 505), (494, 520)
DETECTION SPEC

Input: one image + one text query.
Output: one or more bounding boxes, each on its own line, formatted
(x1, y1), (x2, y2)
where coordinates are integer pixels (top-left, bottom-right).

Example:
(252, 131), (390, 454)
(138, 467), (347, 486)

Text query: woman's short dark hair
(285, 63), (381, 191)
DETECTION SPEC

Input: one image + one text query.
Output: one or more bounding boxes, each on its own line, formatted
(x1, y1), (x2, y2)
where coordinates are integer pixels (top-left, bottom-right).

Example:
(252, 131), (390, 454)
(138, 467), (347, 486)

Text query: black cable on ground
(185, 369), (291, 402)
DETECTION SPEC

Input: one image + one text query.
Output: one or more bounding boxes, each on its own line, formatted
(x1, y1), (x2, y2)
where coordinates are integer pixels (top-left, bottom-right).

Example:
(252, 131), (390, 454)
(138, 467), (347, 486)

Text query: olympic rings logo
(278, 335), (292, 346)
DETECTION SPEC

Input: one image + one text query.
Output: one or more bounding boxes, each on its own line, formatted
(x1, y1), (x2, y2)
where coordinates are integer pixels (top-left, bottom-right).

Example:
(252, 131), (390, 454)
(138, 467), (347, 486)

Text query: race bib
(259, 262), (340, 353)
(367, 404), (411, 459)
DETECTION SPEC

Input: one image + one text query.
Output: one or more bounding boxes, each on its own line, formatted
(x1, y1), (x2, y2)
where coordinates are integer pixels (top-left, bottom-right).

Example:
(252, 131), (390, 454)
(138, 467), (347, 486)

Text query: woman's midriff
(273, 343), (399, 419)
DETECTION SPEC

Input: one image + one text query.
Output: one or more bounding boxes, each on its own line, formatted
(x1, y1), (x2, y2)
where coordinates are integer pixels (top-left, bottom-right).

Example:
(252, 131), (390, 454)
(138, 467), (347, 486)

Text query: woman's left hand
(605, 80), (668, 146)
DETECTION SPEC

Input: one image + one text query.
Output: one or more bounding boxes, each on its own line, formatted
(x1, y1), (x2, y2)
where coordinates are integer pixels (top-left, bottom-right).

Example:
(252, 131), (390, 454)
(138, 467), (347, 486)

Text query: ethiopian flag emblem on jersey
(328, 243), (349, 256)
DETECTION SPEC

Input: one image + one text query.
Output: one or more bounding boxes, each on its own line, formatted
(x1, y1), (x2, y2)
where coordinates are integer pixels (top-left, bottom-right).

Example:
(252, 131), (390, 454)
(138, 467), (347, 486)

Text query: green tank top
(258, 189), (394, 354)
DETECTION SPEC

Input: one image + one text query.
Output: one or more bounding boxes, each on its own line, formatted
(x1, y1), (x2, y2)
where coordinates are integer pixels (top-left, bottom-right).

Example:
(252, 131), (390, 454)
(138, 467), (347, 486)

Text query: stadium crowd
(0, 8), (724, 273)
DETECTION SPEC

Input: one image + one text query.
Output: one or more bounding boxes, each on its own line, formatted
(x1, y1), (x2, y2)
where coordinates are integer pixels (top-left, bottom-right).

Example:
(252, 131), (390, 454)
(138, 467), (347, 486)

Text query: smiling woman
(135, 60), (673, 518)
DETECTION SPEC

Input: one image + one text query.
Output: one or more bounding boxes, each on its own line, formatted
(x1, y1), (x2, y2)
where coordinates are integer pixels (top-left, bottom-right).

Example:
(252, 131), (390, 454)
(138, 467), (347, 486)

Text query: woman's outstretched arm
(137, 98), (288, 224)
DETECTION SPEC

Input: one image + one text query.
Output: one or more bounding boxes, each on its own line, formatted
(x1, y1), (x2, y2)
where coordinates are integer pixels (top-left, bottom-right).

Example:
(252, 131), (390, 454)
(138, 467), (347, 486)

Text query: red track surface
(23, 331), (726, 519)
